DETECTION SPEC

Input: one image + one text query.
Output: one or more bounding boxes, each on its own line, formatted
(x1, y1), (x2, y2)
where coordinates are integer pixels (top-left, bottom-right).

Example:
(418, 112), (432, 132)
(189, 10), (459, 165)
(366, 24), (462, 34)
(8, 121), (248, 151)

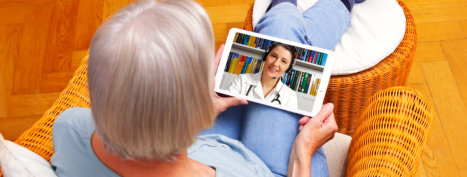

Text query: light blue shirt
(51, 108), (274, 177)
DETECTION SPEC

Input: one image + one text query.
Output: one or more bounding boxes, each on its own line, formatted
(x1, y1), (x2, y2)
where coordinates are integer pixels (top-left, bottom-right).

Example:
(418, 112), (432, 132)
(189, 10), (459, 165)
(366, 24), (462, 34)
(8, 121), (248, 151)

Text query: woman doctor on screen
(228, 42), (298, 109)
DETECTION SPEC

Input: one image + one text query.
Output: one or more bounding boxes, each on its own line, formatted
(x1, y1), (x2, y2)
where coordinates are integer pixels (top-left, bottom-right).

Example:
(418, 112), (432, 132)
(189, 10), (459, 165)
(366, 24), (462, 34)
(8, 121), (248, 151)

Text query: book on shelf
(224, 52), (264, 75)
(293, 47), (328, 67)
(307, 77), (320, 96)
(234, 33), (272, 50)
(281, 70), (321, 96)
(232, 32), (324, 96)
(234, 33), (328, 67)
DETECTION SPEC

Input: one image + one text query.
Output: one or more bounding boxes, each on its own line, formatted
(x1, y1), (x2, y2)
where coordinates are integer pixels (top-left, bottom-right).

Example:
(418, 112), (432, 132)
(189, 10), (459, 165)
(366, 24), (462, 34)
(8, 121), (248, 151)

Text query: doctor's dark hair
(263, 42), (296, 73)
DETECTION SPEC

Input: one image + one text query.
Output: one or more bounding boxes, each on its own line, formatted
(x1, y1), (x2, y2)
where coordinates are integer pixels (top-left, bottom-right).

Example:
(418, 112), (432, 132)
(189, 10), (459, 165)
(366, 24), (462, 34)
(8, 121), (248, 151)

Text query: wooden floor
(0, 0), (465, 176)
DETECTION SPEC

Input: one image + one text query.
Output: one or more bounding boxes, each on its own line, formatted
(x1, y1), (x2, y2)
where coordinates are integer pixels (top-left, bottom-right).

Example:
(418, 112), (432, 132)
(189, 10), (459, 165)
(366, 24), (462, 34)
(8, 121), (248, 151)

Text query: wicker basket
(243, 0), (417, 136)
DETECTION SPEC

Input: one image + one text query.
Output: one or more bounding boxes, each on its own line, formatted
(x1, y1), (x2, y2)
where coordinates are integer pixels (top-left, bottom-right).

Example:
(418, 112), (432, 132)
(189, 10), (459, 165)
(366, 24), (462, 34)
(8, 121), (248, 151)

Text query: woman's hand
(288, 103), (338, 177)
(213, 45), (247, 115)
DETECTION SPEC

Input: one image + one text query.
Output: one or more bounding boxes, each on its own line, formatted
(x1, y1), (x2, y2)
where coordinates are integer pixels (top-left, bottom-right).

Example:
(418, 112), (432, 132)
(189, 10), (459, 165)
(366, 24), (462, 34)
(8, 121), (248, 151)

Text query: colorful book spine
(224, 52), (233, 72)
(307, 75), (314, 95)
(306, 77), (321, 96)
(298, 72), (304, 92)
(234, 56), (244, 75)
(314, 79), (321, 96)
(321, 53), (327, 66)
(289, 46), (329, 66)
(294, 71), (302, 91)
(243, 57), (253, 74)
(305, 73), (311, 94)
(228, 56), (238, 73)
(308, 51), (313, 63)
(309, 77), (316, 96)
(301, 73), (308, 93)
(249, 57), (254, 73)
(317, 52), (322, 65)
(224, 52), (266, 75)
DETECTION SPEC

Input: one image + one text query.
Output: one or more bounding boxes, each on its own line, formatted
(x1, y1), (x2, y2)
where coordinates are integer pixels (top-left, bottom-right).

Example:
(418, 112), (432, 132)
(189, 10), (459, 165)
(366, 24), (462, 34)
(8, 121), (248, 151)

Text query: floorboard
(11, 5), (53, 95)
(441, 39), (467, 110)
(408, 82), (461, 177)
(414, 41), (445, 62)
(0, 115), (41, 140)
(421, 61), (467, 171)
(0, 25), (21, 118)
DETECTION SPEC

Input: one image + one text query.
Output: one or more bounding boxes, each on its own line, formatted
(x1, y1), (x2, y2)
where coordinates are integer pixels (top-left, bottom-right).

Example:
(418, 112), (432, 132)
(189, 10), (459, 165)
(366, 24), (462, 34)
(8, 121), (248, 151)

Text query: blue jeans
(200, 103), (328, 177)
(202, 1), (350, 176)
(255, 0), (350, 50)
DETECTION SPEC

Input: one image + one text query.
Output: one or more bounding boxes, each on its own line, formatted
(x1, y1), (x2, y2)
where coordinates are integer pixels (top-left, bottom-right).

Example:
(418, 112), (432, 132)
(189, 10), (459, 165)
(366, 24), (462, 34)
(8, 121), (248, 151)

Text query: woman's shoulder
(52, 108), (118, 177)
(53, 107), (95, 144)
(54, 108), (94, 131)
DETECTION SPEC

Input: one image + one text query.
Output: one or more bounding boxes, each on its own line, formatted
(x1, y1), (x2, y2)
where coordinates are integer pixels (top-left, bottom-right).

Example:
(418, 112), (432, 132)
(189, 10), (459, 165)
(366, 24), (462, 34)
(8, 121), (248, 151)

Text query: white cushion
(0, 133), (57, 177)
(252, 0), (406, 75)
(322, 133), (352, 177)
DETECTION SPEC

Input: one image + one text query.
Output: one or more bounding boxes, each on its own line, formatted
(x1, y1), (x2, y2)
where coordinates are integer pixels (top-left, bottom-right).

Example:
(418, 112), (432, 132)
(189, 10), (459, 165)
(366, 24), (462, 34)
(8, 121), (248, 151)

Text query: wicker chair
(243, 0), (417, 136)
(0, 52), (432, 176)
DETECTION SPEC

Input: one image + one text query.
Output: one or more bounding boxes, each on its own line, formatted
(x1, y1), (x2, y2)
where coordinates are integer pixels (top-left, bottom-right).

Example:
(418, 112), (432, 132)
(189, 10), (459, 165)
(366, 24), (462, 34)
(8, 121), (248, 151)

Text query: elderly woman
(50, 0), (337, 177)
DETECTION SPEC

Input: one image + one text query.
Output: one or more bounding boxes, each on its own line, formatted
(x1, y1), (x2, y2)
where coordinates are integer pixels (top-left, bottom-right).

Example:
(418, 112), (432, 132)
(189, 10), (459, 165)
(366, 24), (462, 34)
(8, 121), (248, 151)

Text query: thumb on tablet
(214, 93), (247, 115)
(313, 103), (334, 123)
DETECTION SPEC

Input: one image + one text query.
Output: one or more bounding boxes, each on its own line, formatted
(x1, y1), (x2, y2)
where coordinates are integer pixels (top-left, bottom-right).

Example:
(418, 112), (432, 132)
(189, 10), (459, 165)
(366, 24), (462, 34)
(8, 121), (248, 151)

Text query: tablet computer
(215, 28), (334, 117)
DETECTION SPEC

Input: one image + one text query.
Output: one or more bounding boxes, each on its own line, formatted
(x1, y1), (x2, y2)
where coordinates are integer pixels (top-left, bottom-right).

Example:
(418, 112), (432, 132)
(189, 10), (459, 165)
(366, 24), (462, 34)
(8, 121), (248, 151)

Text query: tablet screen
(215, 28), (334, 117)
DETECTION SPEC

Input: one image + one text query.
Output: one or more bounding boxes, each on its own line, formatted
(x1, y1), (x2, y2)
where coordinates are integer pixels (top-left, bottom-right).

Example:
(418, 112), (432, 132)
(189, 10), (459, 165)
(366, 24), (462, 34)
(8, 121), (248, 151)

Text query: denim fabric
(202, 1), (351, 176)
(200, 103), (328, 177)
(254, 0), (351, 50)
(267, 0), (297, 12)
(199, 105), (247, 139)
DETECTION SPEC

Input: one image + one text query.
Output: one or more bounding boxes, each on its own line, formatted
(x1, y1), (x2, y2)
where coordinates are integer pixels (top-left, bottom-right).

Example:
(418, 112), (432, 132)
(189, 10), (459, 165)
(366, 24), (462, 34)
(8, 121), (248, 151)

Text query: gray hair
(88, 0), (215, 161)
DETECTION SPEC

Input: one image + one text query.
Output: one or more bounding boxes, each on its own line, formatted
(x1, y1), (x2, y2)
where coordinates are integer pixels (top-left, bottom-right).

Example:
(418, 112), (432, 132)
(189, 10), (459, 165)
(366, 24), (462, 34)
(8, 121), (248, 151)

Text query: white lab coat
(227, 72), (298, 109)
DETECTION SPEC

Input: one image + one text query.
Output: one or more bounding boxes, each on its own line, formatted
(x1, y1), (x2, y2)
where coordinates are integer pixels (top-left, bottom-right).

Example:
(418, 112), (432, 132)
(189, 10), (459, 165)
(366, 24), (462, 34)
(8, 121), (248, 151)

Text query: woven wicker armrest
(0, 56), (90, 177)
(12, 55), (91, 162)
(345, 87), (433, 177)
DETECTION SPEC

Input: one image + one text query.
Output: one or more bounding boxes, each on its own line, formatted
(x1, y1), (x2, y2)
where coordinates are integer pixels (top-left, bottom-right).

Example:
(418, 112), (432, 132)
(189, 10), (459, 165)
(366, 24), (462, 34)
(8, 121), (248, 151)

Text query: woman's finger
(298, 116), (310, 125)
(223, 97), (248, 107)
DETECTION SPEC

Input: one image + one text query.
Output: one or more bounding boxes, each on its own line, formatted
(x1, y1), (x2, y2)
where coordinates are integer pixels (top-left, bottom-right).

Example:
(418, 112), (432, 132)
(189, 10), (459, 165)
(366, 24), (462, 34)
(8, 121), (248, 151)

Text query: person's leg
(302, 0), (351, 50)
(266, 0), (297, 12)
(340, 0), (355, 12)
(239, 102), (329, 177)
(255, 0), (351, 51)
(252, 2), (335, 176)
(254, 2), (307, 44)
(240, 102), (300, 175)
(198, 105), (246, 140)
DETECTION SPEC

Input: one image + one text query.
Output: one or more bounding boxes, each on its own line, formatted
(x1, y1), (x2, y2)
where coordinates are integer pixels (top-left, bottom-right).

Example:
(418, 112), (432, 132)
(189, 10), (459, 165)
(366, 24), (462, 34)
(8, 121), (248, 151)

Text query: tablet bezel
(214, 28), (334, 117)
